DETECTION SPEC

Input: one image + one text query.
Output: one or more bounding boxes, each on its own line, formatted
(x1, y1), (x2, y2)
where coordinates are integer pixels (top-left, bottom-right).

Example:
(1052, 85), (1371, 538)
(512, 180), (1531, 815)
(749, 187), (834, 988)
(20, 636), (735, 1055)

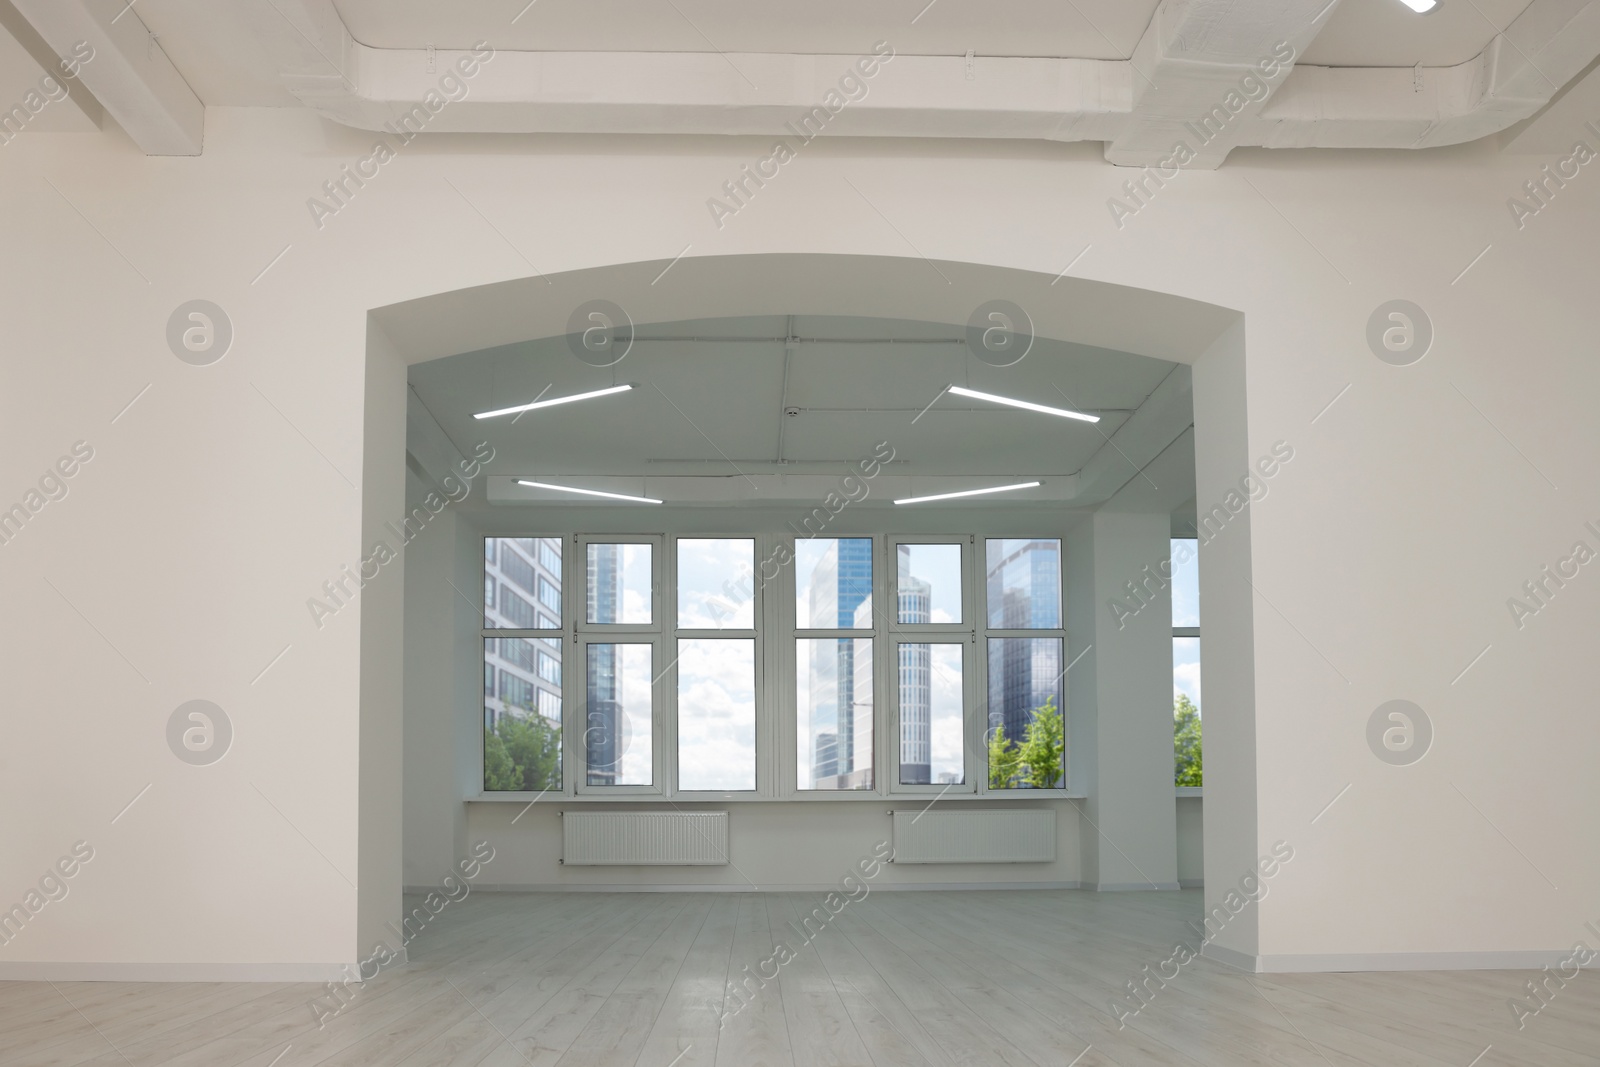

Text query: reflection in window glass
(678, 539), (755, 629)
(482, 639), (561, 792)
(677, 639), (756, 790)
(585, 643), (653, 785)
(897, 544), (962, 625)
(1173, 636), (1202, 786)
(1171, 538), (1200, 628)
(795, 538), (873, 629)
(986, 637), (1064, 789)
(900, 643), (964, 785)
(586, 543), (653, 624)
(797, 638), (873, 789)
(985, 539), (1061, 629)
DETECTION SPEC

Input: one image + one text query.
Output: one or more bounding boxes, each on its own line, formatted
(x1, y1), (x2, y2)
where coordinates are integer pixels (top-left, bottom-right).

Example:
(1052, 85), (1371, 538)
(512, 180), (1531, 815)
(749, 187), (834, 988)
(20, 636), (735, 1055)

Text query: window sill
(1175, 786), (1203, 798)
(468, 791), (1087, 804)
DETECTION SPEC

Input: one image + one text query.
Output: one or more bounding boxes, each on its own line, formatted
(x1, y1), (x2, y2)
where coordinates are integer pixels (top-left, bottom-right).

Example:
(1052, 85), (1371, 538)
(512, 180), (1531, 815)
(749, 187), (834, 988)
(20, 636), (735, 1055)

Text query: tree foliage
(1173, 693), (1202, 787)
(484, 698), (562, 791)
(988, 696), (1065, 788)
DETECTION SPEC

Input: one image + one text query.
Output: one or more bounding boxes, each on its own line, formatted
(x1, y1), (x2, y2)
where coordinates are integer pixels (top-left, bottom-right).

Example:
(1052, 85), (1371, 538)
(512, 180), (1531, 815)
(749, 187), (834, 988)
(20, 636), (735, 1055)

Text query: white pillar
(1068, 509), (1179, 891)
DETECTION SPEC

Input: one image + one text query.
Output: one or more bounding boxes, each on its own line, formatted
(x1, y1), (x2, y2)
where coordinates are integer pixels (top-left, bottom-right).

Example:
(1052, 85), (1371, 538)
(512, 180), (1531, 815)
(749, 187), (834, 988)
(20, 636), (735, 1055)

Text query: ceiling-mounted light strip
(1397, 0), (1438, 12)
(473, 383), (634, 420)
(945, 385), (1100, 423)
(894, 481), (1043, 505)
(517, 479), (662, 504)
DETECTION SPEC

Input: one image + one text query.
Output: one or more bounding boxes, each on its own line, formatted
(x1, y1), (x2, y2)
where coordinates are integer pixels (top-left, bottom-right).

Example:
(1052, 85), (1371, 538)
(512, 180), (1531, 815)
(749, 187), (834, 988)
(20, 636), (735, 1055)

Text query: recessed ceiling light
(1397, 0), (1438, 12)
(474, 383), (634, 420)
(894, 481), (1043, 505)
(517, 479), (663, 504)
(945, 385), (1100, 423)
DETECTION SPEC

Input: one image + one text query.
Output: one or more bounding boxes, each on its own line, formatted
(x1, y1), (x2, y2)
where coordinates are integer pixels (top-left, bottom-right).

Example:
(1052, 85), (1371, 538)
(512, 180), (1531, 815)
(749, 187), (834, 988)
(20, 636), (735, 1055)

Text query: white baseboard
(469, 880), (1087, 893)
(1258, 950), (1577, 972)
(1178, 879), (1204, 889)
(1202, 944), (1577, 973)
(0, 961), (356, 983)
(1094, 881), (1181, 892)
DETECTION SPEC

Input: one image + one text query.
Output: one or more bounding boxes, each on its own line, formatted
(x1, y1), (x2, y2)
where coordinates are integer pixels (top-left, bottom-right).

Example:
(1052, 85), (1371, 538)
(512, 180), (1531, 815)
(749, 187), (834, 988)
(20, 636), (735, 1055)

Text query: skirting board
(465, 880), (1087, 893)
(0, 961), (365, 983)
(1095, 881), (1181, 892)
(1202, 943), (1577, 973)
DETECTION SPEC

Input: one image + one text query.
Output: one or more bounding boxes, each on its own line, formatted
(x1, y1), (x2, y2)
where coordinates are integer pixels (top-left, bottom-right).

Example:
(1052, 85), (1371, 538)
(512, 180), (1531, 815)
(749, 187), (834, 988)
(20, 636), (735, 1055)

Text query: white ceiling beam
(269, 0), (1600, 166)
(8, 0), (202, 154)
(1105, 0), (1342, 169)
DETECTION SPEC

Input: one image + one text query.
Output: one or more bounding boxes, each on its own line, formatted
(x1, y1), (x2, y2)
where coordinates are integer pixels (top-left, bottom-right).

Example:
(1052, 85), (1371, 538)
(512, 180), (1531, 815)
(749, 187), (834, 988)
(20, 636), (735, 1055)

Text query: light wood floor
(4, 889), (1597, 1066)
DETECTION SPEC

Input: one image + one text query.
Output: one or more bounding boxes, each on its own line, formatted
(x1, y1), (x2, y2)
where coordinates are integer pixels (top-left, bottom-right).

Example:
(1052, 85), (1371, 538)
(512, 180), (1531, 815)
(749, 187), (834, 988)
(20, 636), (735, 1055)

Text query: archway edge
(371, 252), (1241, 366)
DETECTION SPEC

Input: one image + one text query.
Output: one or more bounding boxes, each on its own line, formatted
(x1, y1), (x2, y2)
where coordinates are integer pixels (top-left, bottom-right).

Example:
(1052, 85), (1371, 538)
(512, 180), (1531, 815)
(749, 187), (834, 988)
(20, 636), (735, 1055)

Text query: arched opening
(360, 252), (1257, 969)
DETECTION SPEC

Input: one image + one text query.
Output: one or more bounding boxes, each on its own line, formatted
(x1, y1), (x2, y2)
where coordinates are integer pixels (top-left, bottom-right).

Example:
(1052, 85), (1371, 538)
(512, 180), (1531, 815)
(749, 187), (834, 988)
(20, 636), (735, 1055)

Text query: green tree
(484, 724), (518, 790)
(1173, 693), (1202, 787)
(484, 697), (562, 792)
(1019, 696), (1065, 788)
(987, 722), (1022, 788)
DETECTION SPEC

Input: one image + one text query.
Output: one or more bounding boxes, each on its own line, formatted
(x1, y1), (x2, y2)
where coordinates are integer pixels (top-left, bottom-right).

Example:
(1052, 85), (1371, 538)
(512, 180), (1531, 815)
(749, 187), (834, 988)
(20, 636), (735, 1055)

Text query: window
(1171, 538), (1201, 786)
(479, 531), (1070, 798)
(675, 539), (758, 792)
(984, 539), (1065, 789)
(578, 538), (662, 792)
(483, 537), (563, 793)
(893, 540), (970, 788)
(796, 539), (875, 790)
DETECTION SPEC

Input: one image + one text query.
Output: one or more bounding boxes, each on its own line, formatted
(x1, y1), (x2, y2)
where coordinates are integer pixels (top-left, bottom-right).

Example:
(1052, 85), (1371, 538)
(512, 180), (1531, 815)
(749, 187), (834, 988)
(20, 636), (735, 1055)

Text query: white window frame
(782, 534), (883, 798)
(669, 534), (765, 797)
(887, 535), (979, 795)
(573, 534), (665, 795)
(481, 535), (571, 796)
(977, 536), (1070, 795)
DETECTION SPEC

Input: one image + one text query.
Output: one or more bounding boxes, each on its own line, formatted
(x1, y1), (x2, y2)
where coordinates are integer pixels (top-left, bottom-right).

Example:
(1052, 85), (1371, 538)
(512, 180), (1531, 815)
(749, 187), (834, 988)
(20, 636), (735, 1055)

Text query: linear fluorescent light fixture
(895, 481), (1042, 505)
(473, 383), (634, 420)
(945, 385), (1100, 423)
(1397, 0), (1438, 11)
(517, 480), (662, 504)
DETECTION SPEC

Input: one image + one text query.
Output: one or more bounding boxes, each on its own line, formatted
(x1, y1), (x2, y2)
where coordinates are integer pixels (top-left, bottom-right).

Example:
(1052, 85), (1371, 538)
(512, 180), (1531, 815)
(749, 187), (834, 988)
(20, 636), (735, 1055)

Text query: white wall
(2, 106), (1595, 975)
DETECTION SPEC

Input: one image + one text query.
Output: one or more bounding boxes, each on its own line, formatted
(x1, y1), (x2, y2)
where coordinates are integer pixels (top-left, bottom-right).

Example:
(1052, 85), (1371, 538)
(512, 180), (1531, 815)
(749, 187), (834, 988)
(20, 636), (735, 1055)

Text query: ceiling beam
(8, 0), (202, 154)
(1105, 0), (1341, 169)
(266, 0), (1600, 165)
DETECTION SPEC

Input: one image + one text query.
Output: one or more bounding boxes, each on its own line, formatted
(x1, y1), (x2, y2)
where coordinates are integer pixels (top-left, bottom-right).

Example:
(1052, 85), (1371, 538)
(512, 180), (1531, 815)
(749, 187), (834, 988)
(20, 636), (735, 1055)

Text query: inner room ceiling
(407, 314), (1192, 506)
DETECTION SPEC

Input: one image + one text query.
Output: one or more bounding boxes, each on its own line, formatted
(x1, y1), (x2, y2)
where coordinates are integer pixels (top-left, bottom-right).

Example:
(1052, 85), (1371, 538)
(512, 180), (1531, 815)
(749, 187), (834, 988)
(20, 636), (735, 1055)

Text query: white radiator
(891, 809), (1055, 863)
(561, 812), (730, 865)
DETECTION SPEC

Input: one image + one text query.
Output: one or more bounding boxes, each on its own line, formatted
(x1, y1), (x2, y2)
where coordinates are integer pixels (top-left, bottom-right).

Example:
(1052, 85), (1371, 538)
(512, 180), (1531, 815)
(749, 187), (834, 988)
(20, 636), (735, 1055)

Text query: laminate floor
(4, 889), (1596, 1066)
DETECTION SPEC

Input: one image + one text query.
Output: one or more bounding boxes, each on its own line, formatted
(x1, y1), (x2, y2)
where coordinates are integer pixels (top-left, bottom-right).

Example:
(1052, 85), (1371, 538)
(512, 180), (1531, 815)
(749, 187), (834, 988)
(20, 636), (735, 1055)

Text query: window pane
(485, 537), (561, 628)
(678, 639), (756, 790)
(587, 543), (653, 624)
(483, 638), (562, 792)
(897, 544), (962, 625)
(900, 643), (964, 785)
(985, 539), (1061, 628)
(796, 538), (873, 629)
(797, 638), (873, 789)
(1174, 637), (1202, 786)
(986, 637), (1064, 789)
(1171, 539), (1200, 628)
(585, 643), (653, 785)
(678, 538), (756, 629)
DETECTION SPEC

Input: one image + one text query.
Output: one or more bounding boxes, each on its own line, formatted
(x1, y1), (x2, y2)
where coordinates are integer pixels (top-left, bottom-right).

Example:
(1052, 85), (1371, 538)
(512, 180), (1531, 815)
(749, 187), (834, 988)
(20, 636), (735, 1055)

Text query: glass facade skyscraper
(806, 538), (874, 788)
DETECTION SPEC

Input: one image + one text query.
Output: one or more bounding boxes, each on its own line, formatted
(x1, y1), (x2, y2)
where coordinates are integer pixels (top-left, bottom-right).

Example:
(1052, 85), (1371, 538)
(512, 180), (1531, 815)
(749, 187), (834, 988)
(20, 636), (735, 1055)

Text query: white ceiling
(46, 0), (1536, 110)
(408, 315), (1183, 485)
(1302, 0), (1532, 68)
(334, 0), (1152, 59)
